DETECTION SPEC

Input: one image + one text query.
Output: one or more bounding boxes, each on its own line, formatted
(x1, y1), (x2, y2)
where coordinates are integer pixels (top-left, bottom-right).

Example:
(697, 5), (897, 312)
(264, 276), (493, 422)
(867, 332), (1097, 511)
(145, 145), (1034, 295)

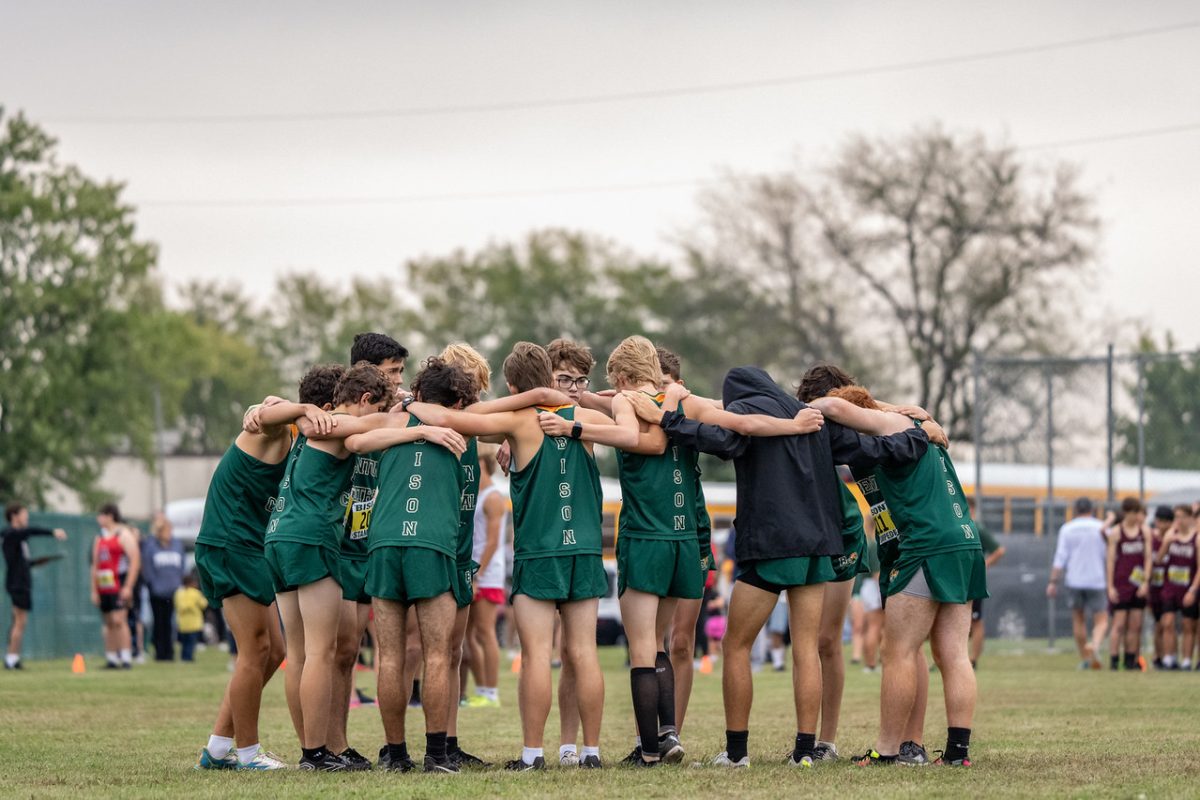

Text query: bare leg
(1071, 609), (1089, 660)
(785, 584), (826, 737)
(416, 593), (458, 734)
(901, 648), (929, 745)
(373, 598), (409, 745)
(211, 601), (285, 740)
(560, 598), (604, 748)
(295, 577), (343, 748)
(513, 596), (556, 749)
(722, 582), (778, 731)
(275, 590), (307, 743)
(969, 618), (985, 665)
(402, 607), (423, 706)
(863, 609), (883, 669)
(7, 608), (28, 658)
(446, 604), (470, 736)
(670, 598), (702, 734)
(1162, 611), (1178, 664)
(468, 598), (500, 691)
(557, 608), (580, 751)
(849, 597), (865, 662)
(1183, 617), (1197, 664)
(1090, 611), (1109, 661)
(327, 600), (369, 754)
(1110, 609), (1126, 660)
(1125, 608), (1144, 659)
(817, 580), (853, 743)
(211, 596), (284, 748)
(929, 603), (975, 728)
(873, 595), (938, 755)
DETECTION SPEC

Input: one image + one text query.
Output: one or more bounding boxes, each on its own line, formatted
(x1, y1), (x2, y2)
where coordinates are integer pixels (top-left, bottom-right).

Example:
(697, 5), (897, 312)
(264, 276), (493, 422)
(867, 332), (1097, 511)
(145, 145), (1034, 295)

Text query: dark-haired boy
(3, 504), (67, 670)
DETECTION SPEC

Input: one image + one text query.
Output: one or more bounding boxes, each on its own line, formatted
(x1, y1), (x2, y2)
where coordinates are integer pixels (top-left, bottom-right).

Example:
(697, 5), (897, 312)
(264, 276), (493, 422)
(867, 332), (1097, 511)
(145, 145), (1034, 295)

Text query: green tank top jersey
(854, 468), (901, 571)
(341, 450), (381, 561)
(509, 406), (604, 560)
(695, 479), (711, 533)
(368, 415), (463, 558)
(616, 395), (699, 541)
(196, 438), (290, 554)
(835, 480), (868, 573)
(873, 442), (982, 558)
(264, 434), (356, 550)
(457, 438), (479, 567)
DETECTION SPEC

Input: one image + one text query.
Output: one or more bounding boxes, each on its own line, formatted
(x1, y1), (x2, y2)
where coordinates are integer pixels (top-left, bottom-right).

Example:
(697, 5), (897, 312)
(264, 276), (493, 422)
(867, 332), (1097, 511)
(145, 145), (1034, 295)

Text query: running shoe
(899, 741), (930, 765)
(852, 750), (896, 766)
(451, 748), (491, 769)
(786, 753), (814, 768)
(559, 750), (580, 767)
(711, 751), (750, 768)
(377, 745), (416, 772)
(423, 754), (460, 774)
(195, 748), (238, 770)
(580, 754), (603, 769)
(659, 732), (685, 764)
(237, 750), (287, 771)
(339, 747), (373, 771)
(354, 689), (376, 706)
(3, 659), (22, 670)
(620, 746), (645, 766)
(933, 751), (972, 767)
(504, 756), (546, 771)
(811, 742), (839, 762)
(298, 751), (347, 772)
(466, 694), (501, 708)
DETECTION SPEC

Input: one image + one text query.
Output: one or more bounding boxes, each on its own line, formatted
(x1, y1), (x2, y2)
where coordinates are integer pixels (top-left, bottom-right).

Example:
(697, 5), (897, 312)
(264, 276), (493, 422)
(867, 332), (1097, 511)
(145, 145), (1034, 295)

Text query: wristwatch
(401, 396), (416, 411)
(571, 421), (583, 440)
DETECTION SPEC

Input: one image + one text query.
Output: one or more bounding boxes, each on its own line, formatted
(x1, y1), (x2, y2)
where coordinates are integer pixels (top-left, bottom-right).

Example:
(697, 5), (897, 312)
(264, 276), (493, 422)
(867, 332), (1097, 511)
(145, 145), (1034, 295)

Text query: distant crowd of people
(1048, 496), (1200, 671)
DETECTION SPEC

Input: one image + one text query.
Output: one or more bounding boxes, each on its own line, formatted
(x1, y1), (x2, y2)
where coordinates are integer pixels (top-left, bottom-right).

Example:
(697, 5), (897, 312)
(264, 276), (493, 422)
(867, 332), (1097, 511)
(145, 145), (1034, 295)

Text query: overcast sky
(5, 0), (1199, 350)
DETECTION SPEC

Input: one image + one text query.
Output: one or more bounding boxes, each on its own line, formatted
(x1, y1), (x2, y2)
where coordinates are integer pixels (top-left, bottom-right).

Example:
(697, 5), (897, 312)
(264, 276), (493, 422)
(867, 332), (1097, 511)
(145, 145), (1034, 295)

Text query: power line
(133, 121), (1200, 209)
(46, 20), (1200, 126)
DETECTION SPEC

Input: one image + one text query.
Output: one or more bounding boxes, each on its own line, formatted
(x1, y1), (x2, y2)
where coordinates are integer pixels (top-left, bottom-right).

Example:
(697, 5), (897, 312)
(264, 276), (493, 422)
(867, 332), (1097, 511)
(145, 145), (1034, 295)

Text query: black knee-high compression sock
(631, 667), (660, 758)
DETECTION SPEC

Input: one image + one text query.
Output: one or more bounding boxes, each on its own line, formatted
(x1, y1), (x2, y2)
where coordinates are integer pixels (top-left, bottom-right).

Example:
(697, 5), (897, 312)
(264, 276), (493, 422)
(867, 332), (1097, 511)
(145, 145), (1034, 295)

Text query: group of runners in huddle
(190, 331), (987, 773)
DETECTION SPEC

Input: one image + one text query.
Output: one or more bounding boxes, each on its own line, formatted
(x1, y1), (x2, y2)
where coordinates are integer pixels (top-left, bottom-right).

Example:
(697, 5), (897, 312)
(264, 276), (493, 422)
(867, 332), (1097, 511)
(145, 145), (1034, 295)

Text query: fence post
(972, 350), (984, 506)
(1045, 365), (1056, 650)
(1106, 344), (1115, 504)
(1136, 353), (1146, 502)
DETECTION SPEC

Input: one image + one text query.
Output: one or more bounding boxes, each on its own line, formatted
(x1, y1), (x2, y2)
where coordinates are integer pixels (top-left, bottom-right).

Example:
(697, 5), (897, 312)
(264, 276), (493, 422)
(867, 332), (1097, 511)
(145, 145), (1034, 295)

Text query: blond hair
(606, 335), (662, 389)
(441, 342), (491, 395)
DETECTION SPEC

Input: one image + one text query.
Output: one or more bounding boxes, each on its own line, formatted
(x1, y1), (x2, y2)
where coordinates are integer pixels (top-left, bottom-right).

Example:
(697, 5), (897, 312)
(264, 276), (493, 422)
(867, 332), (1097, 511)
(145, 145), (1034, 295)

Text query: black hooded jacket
(661, 367), (928, 564)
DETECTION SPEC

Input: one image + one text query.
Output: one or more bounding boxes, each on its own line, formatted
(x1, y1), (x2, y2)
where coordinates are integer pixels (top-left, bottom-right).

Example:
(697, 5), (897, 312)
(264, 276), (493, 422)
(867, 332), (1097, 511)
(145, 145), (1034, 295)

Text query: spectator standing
(1046, 498), (1110, 670)
(174, 574), (208, 662)
(142, 513), (185, 661)
(3, 503), (67, 669)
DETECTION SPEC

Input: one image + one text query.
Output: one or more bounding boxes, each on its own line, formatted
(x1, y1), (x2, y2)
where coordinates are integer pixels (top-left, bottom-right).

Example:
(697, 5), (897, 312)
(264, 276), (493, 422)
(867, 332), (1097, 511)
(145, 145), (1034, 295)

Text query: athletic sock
(477, 686), (499, 701)
(655, 651), (677, 734)
(207, 735), (234, 760)
(1123, 652), (1137, 670)
(631, 667), (660, 758)
(446, 736), (460, 756)
(387, 742), (409, 762)
(302, 745), (329, 762)
(582, 745), (600, 759)
(944, 727), (971, 762)
(1163, 655), (1177, 669)
(4, 654), (19, 668)
(1110, 654), (1120, 669)
(521, 746), (543, 766)
(725, 730), (749, 762)
(105, 650), (119, 665)
(770, 647), (786, 669)
(236, 744), (261, 764)
(119, 648), (132, 665)
(793, 732), (816, 761)
(559, 744), (577, 759)
(426, 732), (447, 761)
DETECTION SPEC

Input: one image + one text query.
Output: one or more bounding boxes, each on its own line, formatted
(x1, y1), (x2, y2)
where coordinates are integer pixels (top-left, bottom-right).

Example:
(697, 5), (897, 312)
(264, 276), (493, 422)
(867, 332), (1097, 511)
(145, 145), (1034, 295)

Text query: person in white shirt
(1046, 498), (1109, 669)
(466, 449), (509, 708)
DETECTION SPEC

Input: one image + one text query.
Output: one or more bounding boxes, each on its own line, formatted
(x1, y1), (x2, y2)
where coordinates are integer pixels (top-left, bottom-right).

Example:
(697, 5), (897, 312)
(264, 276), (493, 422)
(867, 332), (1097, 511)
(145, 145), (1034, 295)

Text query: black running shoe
(659, 732), (684, 764)
(852, 750), (896, 767)
(580, 754), (603, 769)
(4, 660), (22, 670)
(504, 756), (546, 771)
(450, 748), (491, 769)
(620, 746), (659, 767)
(424, 754), (460, 774)
(932, 750), (972, 767)
(377, 745), (416, 772)
(899, 741), (930, 766)
(299, 751), (348, 772)
(339, 747), (372, 771)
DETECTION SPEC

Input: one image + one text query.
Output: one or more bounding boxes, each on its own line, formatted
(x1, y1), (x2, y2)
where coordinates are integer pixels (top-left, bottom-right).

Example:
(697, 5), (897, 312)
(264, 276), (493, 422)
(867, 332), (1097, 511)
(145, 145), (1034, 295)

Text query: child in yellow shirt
(174, 574), (208, 662)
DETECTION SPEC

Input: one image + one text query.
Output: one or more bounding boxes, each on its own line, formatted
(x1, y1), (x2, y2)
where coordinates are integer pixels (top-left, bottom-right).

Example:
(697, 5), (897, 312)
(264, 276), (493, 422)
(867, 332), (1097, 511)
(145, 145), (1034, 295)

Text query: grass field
(2, 641), (1198, 799)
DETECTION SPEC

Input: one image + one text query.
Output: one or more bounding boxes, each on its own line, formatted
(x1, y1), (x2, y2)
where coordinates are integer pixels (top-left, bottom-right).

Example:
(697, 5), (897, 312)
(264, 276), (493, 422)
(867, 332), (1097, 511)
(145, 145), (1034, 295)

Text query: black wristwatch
(401, 396), (416, 411)
(571, 421), (583, 440)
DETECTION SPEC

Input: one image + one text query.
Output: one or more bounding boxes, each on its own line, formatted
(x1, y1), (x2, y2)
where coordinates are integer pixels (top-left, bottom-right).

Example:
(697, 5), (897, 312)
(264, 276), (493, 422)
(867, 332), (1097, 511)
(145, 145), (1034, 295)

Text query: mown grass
(1, 641), (1198, 798)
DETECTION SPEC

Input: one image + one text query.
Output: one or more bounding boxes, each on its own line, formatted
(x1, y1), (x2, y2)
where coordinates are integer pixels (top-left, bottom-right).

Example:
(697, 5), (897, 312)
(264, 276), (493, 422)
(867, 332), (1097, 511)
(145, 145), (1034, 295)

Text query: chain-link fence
(972, 347), (1200, 645)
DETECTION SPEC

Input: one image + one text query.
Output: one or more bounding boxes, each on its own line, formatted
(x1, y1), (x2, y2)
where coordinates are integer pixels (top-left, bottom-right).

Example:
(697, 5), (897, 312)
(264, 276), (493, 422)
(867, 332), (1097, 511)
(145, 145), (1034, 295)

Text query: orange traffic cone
(71, 653), (86, 674)
(510, 652), (522, 674)
(698, 655), (713, 675)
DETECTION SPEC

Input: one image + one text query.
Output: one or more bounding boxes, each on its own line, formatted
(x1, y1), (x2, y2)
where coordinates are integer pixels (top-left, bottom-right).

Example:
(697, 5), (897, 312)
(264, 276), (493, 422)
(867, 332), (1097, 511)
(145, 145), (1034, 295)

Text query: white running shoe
(238, 750), (288, 770)
(559, 750), (580, 767)
(711, 751), (750, 768)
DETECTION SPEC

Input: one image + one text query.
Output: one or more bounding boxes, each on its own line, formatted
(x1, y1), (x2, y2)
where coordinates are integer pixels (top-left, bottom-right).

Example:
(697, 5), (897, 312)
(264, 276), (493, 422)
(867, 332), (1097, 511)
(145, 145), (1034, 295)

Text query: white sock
(207, 735), (234, 759)
(559, 744), (576, 758)
(1183, 659), (1193, 669)
(1164, 654), (1177, 668)
(237, 744), (261, 764)
(634, 736), (642, 747)
(478, 686), (499, 700)
(105, 651), (119, 664)
(5, 653), (19, 667)
(817, 740), (837, 752)
(770, 648), (785, 667)
(523, 747), (544, 765)
(119, 648), (132, 664)
(582, 746), (600, 758)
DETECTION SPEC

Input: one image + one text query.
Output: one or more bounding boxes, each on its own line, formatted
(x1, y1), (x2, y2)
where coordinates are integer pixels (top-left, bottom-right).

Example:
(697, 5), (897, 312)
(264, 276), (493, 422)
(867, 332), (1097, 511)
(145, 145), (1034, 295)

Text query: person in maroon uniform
(1147, 506), (1172, 668)
(1160, 506), (1198, 669)
(1105, 498), (1152, 671)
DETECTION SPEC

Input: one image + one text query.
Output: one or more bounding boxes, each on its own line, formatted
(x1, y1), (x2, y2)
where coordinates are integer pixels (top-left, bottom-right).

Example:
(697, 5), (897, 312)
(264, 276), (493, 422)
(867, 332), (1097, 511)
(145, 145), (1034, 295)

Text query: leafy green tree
(1118, 335), (1200, 469)
(0, 109), (159, 505)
